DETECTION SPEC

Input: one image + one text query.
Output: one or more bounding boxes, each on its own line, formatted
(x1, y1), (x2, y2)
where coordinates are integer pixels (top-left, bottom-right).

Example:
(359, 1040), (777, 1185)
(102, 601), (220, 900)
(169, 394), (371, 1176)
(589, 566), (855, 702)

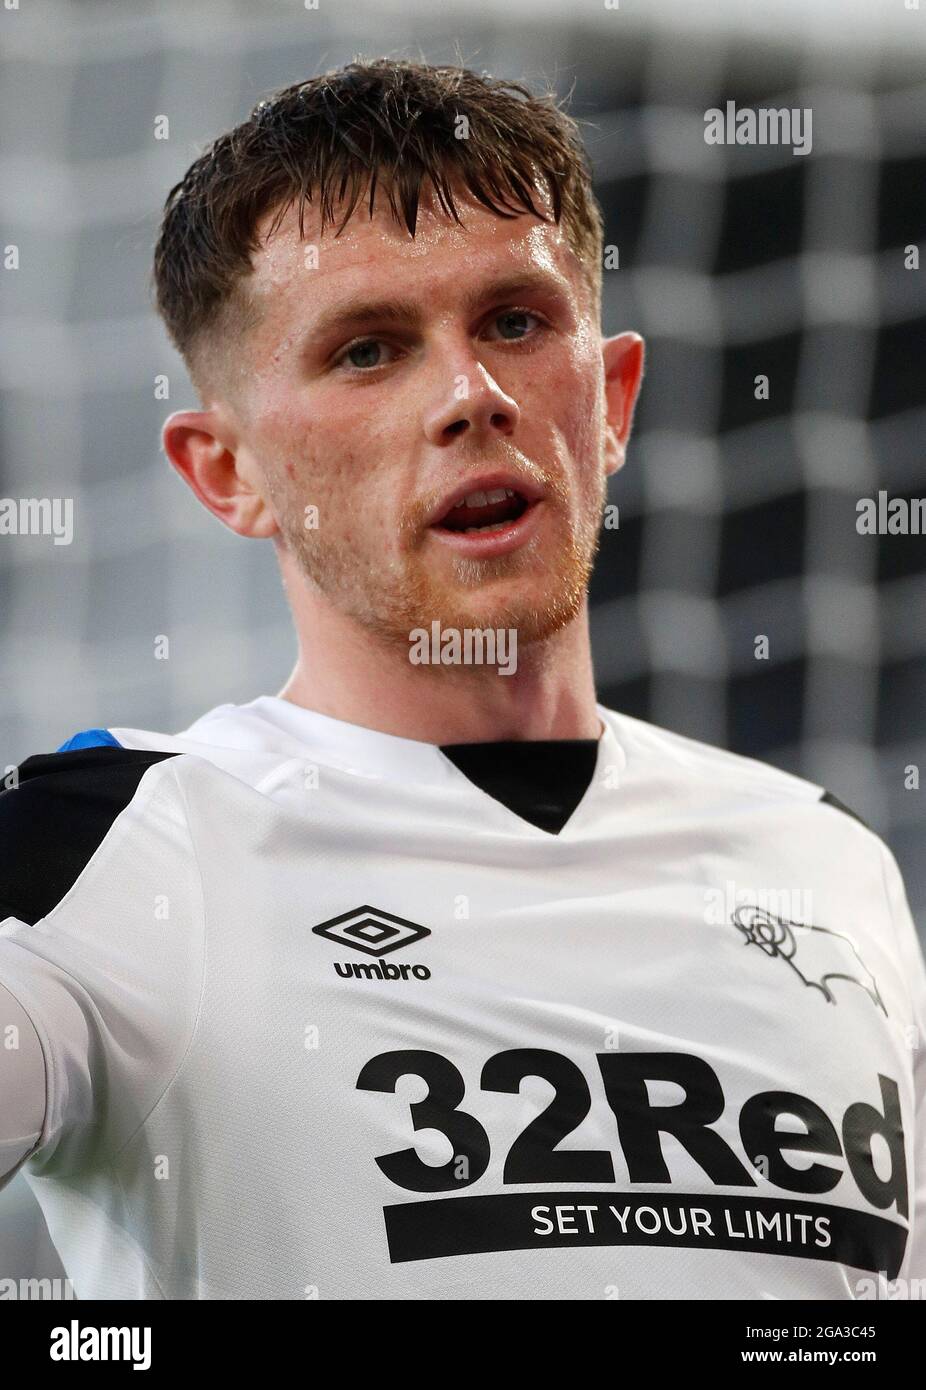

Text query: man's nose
(422, 359), (520, 446)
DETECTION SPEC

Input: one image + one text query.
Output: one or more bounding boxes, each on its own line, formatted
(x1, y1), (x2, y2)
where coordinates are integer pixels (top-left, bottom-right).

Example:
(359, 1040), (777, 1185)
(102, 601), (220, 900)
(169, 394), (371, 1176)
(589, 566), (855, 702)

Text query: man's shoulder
(0, 734), (184, 926)
(2, 731), (182, 812)
(601, 704), (874, 835)
(0, 701), (309, 926)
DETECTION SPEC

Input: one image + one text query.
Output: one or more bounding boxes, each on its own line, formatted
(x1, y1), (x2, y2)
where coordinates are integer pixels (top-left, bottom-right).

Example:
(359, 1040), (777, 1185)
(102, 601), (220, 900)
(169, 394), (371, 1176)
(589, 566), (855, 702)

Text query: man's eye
(486, 310), (543, 342)
(336, 339), (397, 372)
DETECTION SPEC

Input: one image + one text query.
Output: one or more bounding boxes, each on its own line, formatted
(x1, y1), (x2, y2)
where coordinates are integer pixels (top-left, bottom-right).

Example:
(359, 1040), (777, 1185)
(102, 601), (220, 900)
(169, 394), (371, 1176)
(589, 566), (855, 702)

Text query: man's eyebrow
(462, 270), (574, 315)
(298, 269), (573, 354)
(302, 296), (424, 349)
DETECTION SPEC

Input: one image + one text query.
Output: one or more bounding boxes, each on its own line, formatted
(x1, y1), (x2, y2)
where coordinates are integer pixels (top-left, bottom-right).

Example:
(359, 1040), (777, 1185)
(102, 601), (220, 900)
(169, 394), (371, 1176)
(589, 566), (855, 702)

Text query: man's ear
(602, 332), (645, 478)
(161, 409), (278, 539)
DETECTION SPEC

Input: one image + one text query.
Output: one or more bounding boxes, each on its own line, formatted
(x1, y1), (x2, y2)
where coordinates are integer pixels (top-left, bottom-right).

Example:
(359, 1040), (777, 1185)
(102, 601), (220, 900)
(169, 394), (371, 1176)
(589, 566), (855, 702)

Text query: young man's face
(221, 186), (639, 647)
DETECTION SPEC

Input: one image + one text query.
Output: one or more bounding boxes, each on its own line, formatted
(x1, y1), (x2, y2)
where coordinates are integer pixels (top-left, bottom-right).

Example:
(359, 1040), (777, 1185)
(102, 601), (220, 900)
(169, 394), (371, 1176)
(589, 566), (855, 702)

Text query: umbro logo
(313, 905), (432, 980)
(313, 905), (431, 957)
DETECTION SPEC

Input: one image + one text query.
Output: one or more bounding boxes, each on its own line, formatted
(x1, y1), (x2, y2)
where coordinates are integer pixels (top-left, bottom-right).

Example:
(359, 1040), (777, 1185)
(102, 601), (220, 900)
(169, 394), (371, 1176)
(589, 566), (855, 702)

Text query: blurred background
(1, 0), (924, 1289)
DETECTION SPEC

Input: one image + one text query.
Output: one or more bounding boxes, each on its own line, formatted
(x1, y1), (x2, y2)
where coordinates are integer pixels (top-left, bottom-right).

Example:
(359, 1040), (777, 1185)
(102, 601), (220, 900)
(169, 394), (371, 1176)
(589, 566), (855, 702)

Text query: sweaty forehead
(246, 189), (583, 345)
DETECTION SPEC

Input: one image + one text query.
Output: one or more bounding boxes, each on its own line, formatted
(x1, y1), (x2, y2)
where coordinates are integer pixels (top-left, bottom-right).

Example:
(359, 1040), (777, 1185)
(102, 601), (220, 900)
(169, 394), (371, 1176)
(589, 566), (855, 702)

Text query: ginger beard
(268, 447), (607, 653)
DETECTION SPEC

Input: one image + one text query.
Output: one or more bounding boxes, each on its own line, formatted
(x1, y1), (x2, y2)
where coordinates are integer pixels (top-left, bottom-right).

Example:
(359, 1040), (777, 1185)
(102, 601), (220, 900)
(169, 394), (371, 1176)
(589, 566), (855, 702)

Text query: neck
(276, 585), (601, 745)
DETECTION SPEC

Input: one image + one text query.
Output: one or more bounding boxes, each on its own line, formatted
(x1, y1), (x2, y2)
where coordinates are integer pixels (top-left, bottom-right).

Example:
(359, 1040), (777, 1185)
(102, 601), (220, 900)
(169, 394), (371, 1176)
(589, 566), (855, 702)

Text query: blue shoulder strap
(56, 728), (123, 753)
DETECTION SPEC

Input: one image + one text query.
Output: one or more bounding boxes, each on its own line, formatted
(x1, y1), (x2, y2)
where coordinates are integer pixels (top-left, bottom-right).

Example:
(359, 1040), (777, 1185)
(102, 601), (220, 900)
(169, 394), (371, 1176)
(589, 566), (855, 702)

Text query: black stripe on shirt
(0, 747), (179, 925)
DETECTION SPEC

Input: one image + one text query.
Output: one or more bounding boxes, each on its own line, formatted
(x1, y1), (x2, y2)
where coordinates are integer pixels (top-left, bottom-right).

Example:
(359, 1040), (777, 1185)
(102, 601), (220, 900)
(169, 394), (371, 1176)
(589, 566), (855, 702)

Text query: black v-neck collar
(439, 739), (599, 835)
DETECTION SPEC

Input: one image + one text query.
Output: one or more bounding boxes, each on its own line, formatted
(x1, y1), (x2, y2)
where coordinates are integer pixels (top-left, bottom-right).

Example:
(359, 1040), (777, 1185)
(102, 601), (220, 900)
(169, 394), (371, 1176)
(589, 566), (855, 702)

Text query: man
(0, 59), (923, 1300)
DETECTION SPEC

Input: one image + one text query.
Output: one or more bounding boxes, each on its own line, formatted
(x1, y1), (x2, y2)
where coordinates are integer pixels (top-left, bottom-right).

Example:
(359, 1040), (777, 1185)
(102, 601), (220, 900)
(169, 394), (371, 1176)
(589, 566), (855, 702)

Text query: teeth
(464, 521), (509, 534)
(447, 485), (520, 518)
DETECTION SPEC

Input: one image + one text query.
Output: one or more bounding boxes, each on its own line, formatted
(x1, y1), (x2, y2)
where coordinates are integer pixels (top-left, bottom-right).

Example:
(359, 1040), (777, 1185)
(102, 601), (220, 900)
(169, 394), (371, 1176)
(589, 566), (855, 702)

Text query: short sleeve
(0, 755), (204, 1177)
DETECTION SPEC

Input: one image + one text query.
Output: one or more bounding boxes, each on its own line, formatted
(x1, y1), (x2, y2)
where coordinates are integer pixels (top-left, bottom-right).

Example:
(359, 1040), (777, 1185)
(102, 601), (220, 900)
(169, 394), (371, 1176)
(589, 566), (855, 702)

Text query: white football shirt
(0, 695), (923, 1299)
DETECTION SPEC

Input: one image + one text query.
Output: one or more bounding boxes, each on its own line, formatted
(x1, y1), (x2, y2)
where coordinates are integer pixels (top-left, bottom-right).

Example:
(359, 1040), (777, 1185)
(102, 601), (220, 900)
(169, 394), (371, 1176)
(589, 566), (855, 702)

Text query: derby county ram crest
(731, 905), (887, 1016)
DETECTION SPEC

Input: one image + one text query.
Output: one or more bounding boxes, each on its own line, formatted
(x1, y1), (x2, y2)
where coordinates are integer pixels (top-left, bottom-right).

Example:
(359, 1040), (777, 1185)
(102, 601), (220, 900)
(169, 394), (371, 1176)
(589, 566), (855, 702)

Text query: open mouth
(434, 487), (532, 535)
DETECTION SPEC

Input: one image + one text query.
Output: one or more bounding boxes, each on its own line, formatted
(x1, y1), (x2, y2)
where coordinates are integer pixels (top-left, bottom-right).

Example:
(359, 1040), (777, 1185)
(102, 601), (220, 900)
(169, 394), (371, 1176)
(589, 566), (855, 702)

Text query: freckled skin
(233, 190), (615, 647)
(163, 179), (644, 740)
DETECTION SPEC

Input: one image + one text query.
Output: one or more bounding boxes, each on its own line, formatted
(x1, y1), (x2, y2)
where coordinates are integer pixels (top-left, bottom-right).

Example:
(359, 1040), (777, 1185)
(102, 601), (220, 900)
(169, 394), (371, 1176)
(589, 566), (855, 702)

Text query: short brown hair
(151, 58), (603, 398)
